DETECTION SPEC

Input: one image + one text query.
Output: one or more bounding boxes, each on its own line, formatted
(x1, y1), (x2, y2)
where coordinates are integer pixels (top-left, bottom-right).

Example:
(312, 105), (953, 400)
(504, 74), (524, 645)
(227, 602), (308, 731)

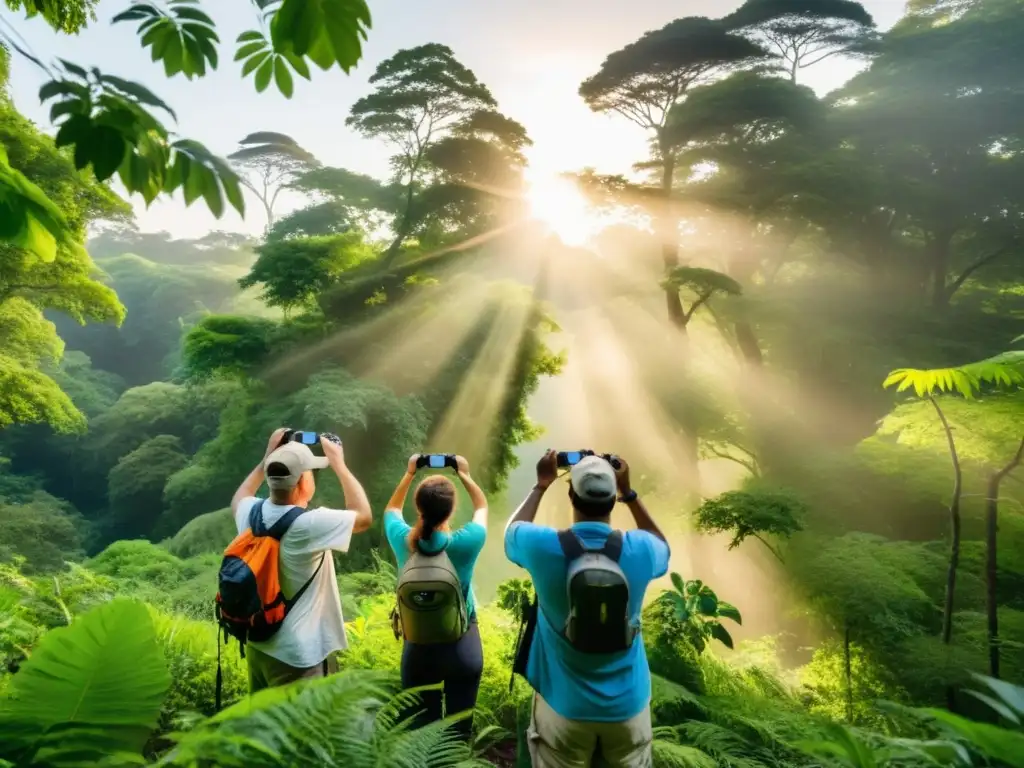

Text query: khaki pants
(527, 693), (653, 768)
(246, 645), (338, 693)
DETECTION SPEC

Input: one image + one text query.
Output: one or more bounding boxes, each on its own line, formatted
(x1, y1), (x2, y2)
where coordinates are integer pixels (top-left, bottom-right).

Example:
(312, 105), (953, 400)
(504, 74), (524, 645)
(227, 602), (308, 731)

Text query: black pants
(401, 616), (483, 740)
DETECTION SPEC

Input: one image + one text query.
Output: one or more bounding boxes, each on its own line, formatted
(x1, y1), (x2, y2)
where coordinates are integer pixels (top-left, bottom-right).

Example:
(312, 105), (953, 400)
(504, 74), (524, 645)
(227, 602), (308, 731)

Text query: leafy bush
(162, 507), (235, 558)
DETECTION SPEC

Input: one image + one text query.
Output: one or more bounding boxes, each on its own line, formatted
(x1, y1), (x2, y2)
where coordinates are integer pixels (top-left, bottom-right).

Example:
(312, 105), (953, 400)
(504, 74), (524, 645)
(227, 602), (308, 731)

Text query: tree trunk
(734, 321), (763, 366)
(657, 147), (687, 330)
(844, 623), (853, 723)
(655, 142), (701, 502)
(382, 158), (423, 268)
(929, 396), (962, 645)
(984, 437), (1024, 679)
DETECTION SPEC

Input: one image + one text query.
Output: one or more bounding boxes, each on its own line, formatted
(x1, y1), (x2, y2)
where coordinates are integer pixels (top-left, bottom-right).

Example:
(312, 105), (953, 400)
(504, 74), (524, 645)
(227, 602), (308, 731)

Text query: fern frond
(883, 353), (1024, 400)
(652, 737), (717, 768)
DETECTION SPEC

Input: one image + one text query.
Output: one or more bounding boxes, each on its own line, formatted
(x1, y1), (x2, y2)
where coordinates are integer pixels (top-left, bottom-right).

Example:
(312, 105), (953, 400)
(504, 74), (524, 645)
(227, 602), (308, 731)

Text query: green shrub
(162, 508), (236, 558)
(642, 596), (705, 692)
(148, 608), (247, 744)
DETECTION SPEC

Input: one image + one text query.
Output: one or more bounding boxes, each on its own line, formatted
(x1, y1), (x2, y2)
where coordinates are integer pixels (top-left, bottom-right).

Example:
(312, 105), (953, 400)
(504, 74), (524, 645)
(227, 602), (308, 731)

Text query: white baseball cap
(264, 442), (329, 490)
(569, 455), (617, 502)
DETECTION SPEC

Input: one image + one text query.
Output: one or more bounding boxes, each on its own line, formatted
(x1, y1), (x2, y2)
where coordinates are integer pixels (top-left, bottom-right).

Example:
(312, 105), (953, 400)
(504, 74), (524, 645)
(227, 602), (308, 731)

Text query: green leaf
(922, 708), (1024, 767)
(273, 57), (295, 97)
(968, 674), (1024, 720)
(98, 75), (177, 120)
(234, 40), (267, 61)
(89, 126), (129, 181)
(716, 601), (742, 625)
(172, 6), (214, 25)
(285, 51), (311, 80)
(221, 171), (246, 216)
(241, 50), (272, 77)
(670, 572), (685, 595)
(709, 622), (734, 649)
(0, 599), (170, 766)
(237, 29), (265, 43)
(182, 33), (207, 78)
(254, 56), (274, 93)
(199, 168), (225, 218)
(698, 594), (718, 616)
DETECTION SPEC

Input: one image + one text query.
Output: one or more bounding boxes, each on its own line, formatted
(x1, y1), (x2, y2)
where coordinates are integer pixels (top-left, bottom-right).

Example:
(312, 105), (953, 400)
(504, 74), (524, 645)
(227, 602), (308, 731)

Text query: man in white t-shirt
(231, 427), (372, 692)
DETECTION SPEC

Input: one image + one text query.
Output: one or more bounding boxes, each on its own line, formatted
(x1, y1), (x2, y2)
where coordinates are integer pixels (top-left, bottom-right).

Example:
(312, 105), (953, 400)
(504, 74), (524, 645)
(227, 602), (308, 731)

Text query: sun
(524, 171), (600, 247)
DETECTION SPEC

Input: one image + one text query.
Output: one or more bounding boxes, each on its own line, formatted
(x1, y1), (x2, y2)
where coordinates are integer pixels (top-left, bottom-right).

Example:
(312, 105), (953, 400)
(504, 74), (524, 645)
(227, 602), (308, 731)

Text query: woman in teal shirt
(383, 453), (488, 739)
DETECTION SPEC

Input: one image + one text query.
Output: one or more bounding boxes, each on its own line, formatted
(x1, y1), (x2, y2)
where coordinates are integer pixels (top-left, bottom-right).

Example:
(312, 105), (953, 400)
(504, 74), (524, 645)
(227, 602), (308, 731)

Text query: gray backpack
(393, 544), (469, 645)
(558, 530), (635, 654)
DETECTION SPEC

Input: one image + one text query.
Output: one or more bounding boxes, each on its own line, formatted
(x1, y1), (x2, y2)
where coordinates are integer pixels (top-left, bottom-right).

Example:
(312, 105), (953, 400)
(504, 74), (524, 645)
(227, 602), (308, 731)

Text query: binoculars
(557, 450), (622, 470)
(277, 430), (342, 448)
(417, 454), (458, 470)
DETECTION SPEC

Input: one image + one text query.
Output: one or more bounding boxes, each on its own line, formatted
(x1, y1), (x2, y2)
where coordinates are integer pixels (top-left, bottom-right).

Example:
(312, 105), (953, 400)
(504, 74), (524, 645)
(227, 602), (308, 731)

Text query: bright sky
(4, 0), (908, 238)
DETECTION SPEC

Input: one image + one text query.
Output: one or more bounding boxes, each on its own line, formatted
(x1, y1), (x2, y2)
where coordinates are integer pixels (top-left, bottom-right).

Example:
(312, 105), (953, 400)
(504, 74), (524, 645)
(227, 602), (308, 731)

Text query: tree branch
(704, 444), (759, 476)
(683, 289), (714, 323)
(944, 244), (1013, 301)
(994, 437), (1024, 483)
(751, 533), (785, 564)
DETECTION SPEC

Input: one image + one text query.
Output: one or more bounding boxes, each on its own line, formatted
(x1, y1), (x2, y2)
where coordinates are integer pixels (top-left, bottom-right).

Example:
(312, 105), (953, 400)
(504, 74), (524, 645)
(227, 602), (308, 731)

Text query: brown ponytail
(408, 475), (457, 551)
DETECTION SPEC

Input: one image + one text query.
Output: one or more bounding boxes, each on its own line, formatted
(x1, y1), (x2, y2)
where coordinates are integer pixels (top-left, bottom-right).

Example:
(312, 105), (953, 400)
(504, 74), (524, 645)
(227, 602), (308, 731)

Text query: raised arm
(613, 456), (667, 543)
(455, 455), (488, 527)
(504, 449), (558, 536)
(321, 436), (373, 533)
(387, 455), (421, 513)
(231, 427), (289, 514)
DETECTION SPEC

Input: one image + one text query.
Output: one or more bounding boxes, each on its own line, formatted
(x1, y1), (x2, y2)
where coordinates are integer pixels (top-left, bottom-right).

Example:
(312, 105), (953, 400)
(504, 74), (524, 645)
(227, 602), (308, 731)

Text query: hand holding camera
(415, 453), (459, 471)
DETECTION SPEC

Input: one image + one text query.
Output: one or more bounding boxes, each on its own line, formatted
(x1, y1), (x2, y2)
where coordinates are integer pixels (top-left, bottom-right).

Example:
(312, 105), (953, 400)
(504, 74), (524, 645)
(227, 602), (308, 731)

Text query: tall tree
(289, 166), (402, 234)
(832, 0), (1024, 308)
(411, 109), (532, 242)
(346, 43), (497, 266)
(725, 0), (877, 82)
(579, 18), (767, 331)
(228, 132), (319, 230)
(239, 231), (374, 316)
(664, 71), (827, 360)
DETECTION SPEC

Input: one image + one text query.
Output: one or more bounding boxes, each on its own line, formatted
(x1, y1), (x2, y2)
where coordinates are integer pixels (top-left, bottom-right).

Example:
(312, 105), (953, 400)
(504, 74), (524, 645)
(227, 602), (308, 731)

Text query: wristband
(619, 490), (638, 503)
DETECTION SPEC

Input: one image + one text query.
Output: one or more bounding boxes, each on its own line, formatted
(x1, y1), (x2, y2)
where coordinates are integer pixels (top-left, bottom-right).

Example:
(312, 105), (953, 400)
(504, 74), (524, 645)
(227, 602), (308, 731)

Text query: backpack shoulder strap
(248, 499), (267, 536)
(557, 530), (586, 561)
(602, 530), (624, 563)
(284, 553), (326, 608)
(266, 506), (307, 540)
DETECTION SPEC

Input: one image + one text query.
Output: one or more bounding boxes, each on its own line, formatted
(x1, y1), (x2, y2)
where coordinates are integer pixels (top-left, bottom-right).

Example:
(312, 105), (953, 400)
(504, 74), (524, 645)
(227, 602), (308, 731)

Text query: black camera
(556, 450), (621, 470)
(416, 454), (458, 471)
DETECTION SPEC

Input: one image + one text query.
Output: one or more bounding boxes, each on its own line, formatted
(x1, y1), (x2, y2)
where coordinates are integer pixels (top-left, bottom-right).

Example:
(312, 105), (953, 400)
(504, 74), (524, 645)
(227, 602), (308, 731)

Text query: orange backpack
(215, 500), (324, 649)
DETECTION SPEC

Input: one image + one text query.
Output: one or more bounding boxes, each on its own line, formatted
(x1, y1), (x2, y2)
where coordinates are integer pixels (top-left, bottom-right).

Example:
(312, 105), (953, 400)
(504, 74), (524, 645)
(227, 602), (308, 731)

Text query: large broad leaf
(709, 622), (734, 650)
(0, 145), (69, 262)
(922, 708), (1024, 768)
(0, 598), (171, 766)
(965, 674), (1024, 723)
(717, 601), (743, 625)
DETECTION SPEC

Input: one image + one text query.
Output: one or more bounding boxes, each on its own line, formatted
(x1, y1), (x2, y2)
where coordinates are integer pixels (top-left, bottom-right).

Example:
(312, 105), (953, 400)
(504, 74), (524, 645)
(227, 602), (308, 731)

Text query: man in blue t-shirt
(504, 450), (670, 768)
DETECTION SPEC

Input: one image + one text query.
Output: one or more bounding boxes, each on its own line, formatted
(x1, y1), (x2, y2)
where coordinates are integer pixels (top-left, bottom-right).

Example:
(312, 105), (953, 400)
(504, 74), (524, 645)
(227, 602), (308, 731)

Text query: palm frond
(883, 352), (1024, 400)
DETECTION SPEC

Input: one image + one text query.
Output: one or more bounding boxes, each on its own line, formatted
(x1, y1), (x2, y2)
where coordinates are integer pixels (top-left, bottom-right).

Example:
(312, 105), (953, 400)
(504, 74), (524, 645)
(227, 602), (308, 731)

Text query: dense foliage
(2, 0), (1024, 766)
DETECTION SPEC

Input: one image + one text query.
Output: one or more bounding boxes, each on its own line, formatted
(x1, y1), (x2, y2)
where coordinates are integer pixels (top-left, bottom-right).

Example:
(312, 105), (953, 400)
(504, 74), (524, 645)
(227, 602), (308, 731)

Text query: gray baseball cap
(569, 455), (617, 502)
(264, 442), (329, 490)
